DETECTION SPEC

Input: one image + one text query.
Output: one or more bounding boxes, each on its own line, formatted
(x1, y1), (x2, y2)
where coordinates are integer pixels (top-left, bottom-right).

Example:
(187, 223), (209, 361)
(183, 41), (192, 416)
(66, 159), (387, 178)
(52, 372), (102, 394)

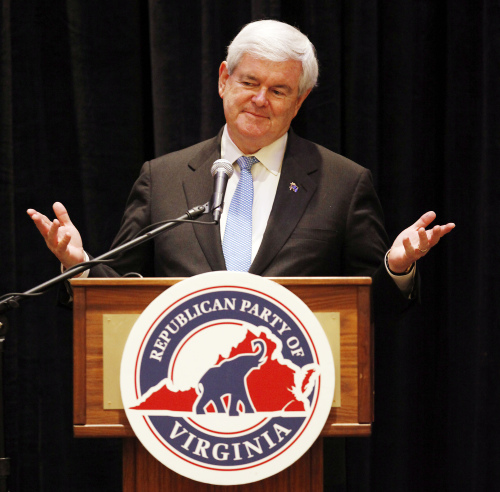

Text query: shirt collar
(221, 125), (287, 176)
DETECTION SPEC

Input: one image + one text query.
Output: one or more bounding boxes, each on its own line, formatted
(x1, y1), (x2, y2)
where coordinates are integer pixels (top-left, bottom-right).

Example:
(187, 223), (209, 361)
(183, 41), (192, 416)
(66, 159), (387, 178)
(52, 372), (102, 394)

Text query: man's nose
(252, 88), (269, 107)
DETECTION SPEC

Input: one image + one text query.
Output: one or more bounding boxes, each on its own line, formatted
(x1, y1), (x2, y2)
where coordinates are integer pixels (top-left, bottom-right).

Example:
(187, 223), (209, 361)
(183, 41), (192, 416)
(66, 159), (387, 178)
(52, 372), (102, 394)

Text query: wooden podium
(71, 277), (373, 491)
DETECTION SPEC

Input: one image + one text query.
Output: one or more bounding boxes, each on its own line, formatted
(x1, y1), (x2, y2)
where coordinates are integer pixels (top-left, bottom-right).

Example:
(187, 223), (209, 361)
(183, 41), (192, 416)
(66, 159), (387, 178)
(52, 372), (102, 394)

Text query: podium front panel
(72, 277), (373, 438)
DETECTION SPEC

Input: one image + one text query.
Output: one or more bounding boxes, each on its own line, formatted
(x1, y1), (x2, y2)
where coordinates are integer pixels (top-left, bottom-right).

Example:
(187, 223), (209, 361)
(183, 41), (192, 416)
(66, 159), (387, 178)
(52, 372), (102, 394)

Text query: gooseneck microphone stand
(0, 201), (213, 492)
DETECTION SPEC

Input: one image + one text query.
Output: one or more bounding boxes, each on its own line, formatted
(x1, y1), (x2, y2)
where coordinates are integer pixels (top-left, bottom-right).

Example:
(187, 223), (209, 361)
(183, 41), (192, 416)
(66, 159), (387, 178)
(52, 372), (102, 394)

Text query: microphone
(210, 159), (234, 223)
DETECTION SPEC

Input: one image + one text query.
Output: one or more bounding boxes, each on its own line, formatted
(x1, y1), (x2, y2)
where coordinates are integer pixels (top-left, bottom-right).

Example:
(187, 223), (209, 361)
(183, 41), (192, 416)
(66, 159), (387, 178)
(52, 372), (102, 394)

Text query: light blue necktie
(223, 156), (259, 271)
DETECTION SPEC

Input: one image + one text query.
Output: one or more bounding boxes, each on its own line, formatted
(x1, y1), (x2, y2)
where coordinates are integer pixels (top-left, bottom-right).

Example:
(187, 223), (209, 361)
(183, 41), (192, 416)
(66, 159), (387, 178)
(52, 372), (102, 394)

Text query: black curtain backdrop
(1, 1), (498, 490)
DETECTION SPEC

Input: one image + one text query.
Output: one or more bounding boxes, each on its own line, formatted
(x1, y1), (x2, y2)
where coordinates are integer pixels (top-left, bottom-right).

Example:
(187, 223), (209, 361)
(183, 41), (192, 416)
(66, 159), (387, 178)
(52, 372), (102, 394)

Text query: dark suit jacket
(91, 129), (414, 313)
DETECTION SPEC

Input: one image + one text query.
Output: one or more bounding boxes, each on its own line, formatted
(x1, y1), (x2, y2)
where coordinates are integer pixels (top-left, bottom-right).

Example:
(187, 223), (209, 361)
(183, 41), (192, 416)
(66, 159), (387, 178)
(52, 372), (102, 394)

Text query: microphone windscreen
(211, 159), (234, 178)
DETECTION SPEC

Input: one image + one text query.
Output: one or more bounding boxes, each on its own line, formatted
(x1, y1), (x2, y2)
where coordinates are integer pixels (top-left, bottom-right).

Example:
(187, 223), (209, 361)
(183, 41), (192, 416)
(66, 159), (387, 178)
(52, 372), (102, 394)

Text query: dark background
(1, 1), (498, 490)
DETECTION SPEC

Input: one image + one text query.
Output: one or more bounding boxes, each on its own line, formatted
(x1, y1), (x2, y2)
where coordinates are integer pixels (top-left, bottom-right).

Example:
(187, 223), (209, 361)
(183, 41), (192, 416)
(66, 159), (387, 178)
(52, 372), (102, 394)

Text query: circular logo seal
(120, 272), (334, 485)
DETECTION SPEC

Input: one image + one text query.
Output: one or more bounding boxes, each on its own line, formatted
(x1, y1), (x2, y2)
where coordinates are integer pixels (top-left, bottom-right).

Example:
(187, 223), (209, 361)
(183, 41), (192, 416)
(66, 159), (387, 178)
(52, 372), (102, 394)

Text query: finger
(426, 225), (444, 247)
(404, 235), (426, 259)
(402, 236), (417, 258)
(428, 223), (453, 246)
(55, 232), (72, 254)
(28, 211), (53, 236)
(46, 219), (61, 247)
(28, 209), (49, 225)
(416, 227), (431, 253)
(441, 222), (456, 235)
(53, 202), (72, 227)
(413, 211), (437, 230)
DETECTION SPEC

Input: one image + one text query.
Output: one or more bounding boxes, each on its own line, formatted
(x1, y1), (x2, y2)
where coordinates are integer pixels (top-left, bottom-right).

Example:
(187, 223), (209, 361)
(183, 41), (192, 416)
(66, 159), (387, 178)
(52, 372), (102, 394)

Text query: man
(27, 20), (454, 302)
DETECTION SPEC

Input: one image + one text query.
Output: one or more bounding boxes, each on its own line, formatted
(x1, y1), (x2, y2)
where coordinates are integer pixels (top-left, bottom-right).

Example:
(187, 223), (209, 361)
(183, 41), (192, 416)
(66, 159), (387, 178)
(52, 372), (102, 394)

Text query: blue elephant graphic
(195, 339), (267, 416)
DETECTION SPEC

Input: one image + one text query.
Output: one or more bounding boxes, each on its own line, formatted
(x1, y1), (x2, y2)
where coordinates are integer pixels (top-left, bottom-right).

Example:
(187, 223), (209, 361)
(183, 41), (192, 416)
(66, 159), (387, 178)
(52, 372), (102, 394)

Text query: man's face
(218, 54), (311, 154)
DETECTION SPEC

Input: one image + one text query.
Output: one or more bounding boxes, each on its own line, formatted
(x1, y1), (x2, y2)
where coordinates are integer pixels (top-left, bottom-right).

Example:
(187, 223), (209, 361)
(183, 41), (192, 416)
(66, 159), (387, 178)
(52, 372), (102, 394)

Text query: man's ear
(218, 61), (230, 98)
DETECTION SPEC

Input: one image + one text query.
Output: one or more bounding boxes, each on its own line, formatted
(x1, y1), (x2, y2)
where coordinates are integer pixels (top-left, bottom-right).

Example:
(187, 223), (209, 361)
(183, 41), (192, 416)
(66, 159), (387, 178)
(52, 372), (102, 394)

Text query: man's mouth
(244, 110), (269, 119)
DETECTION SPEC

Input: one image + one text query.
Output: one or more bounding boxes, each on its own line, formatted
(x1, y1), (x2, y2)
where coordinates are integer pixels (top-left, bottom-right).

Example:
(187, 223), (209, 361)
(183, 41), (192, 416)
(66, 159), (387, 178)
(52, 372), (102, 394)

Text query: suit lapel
(249, 131), (319, 275)
(182, 131), (227, 271)
(182, 129), (320, 274)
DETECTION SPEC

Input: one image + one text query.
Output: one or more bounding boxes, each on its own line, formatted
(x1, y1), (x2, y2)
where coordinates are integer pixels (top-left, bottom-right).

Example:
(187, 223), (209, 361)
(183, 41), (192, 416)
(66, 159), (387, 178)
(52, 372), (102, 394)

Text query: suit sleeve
(342, 168), (417, 317)
(89, 161), (155, 278)
(342, 168), (389, 276)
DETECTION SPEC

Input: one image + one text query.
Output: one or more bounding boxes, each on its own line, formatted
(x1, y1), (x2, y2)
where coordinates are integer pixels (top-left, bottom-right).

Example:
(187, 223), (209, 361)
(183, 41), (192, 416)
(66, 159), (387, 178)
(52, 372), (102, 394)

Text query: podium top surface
(70, 276), (372, 287)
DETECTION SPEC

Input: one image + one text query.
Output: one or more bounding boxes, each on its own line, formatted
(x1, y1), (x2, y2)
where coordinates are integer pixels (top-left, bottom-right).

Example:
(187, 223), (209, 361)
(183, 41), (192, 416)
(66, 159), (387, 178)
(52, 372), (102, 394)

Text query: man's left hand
(387, 211), (455, 274)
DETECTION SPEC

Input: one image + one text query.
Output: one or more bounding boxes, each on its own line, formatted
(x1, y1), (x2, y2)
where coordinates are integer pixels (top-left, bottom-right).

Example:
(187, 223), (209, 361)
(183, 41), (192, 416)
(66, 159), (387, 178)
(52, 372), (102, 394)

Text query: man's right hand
(27, 202), (85, 270)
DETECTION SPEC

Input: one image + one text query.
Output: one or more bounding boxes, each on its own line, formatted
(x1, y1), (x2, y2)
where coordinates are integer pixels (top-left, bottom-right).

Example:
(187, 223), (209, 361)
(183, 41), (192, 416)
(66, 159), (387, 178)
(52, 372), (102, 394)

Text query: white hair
(226, 20), (319, 96)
